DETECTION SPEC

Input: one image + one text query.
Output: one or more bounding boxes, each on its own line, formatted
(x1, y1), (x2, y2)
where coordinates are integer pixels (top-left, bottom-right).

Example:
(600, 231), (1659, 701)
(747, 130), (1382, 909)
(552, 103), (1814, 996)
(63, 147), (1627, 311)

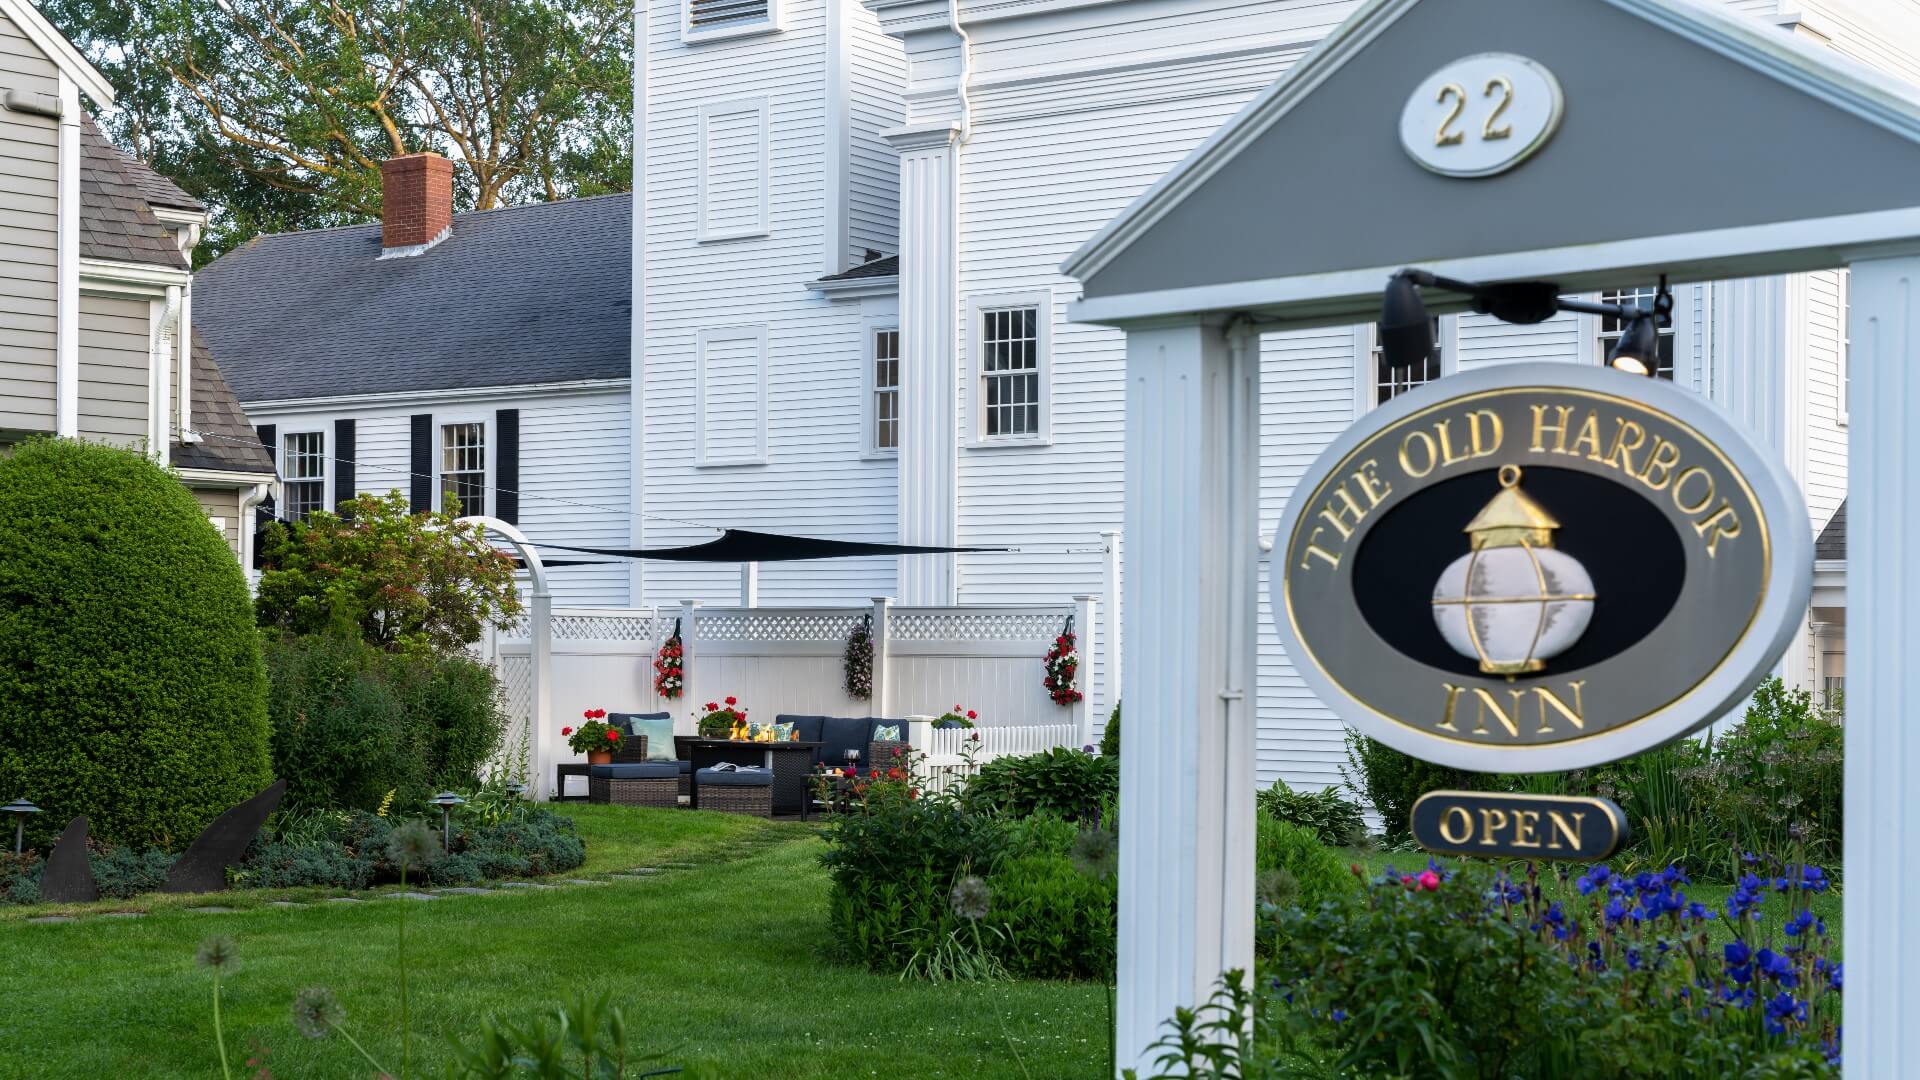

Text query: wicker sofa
(773, 715), (911, 770)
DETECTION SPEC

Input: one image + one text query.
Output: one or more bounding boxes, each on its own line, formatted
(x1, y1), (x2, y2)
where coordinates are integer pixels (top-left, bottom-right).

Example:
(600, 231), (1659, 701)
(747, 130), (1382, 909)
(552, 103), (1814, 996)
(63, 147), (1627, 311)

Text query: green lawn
(0, 807), (1106, 1079)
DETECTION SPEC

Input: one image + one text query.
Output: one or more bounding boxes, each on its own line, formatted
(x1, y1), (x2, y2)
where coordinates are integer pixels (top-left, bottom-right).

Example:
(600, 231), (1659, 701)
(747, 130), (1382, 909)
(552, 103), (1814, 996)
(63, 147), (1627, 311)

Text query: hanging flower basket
(1043, 616), (1084, 707)
(844, 614), (874, 699)
(653, 618), (684, 700)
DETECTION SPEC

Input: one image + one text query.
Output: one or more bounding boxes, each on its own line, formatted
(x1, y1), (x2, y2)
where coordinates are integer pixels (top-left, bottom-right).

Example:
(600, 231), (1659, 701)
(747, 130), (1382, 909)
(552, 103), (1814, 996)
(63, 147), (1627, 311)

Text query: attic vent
(688, 0), (770, 32)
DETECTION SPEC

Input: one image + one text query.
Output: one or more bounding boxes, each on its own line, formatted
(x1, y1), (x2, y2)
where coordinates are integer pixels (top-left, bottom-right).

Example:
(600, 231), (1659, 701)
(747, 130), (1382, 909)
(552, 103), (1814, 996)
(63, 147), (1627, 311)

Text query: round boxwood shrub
(0, 438), (272, 849)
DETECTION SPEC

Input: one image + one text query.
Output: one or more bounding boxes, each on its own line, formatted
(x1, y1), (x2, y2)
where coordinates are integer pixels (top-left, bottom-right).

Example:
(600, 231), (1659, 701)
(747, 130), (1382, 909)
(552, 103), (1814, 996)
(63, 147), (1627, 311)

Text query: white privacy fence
(488, 599), (1097, 799)
(916, 721), (1082, 798)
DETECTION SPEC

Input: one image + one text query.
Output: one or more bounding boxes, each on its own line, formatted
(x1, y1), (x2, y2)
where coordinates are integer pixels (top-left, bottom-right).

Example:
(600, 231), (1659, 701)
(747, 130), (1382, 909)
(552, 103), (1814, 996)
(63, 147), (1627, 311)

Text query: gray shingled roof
(118, 152), (205, 213)
(171, 330), (275, 476)
(819, 254), (898, 281)
(78, 117), (188, 270)
(194, 194), (633, 403)
(1814, 501), (1846, 561)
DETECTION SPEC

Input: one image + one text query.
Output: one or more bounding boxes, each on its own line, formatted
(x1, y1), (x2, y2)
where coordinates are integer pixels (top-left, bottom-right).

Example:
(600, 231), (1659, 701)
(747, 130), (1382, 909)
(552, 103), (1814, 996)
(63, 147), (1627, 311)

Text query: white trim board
(241, 379), (631, 414)
(0, 0), (114, 105)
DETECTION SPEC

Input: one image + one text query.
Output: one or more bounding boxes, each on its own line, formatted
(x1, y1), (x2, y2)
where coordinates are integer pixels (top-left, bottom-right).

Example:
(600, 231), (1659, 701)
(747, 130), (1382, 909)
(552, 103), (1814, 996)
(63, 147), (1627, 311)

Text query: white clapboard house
(195, 0), (1880, 789)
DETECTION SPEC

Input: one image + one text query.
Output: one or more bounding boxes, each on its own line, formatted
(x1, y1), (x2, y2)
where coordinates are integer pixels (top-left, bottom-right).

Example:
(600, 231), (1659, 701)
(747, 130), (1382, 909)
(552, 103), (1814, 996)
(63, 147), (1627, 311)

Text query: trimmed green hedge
(0, 439), (271, 849)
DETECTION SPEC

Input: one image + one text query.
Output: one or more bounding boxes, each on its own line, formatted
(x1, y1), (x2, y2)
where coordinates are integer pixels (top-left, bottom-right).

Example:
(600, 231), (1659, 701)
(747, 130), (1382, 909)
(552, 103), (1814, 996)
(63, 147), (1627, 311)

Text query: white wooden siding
(0, 11), (59, 435)
(1802, 270), (1848, 528)
(352, 414), (412, 499)
(640, 0), (897, 607)
(76, 294), (151, 447)
(698, 99), (770, 240)
(846, 0), (904, 262)
(697, 325), (768, 464)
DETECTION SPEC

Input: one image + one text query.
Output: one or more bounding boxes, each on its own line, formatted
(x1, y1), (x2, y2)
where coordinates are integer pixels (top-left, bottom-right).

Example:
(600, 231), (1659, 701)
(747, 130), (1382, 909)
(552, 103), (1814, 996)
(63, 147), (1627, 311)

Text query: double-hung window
(871, 328), (900, 453)
(281, 431), (326, 522)
(978, 304), (1042, 440)
(440, 422), (486, 515)
(1598, 287), (1675, 380)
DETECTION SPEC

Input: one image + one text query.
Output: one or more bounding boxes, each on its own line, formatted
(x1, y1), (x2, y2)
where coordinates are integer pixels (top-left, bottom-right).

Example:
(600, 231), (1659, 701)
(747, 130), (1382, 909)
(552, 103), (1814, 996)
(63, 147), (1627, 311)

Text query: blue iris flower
(1755, 948), (1797, 987)
(1765, 992), (1806, 1035)
(1330, 1008), (1347, 1023)
(1785, 910), (1815, 937)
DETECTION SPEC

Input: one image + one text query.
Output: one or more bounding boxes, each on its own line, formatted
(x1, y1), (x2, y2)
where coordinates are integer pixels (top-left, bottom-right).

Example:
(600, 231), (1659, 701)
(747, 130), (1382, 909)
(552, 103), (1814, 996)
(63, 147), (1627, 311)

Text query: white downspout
(53, 73), (79, 438)
(176, 285), (197, 445)
(238, 481), (269, 588)
(152, 285), (180, 465)
(947, 0), (973, 146)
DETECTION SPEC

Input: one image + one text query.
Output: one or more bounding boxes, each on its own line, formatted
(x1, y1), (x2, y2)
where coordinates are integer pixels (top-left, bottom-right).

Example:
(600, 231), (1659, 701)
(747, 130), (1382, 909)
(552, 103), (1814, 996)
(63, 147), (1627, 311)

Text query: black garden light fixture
(430, 792), (467, 851)
(504, 780), (527, 799)
(5, 799), (40, 855)
(1381, 270), (1673, 379)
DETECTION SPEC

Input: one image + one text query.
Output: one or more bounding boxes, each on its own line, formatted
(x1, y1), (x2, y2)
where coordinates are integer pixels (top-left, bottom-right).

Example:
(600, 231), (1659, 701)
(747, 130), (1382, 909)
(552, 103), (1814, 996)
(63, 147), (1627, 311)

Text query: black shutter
(495, 409), (520, 524)
(333, 418), (356, 511)
(254, 424), (277, 569)
(410, 413), (433, 512)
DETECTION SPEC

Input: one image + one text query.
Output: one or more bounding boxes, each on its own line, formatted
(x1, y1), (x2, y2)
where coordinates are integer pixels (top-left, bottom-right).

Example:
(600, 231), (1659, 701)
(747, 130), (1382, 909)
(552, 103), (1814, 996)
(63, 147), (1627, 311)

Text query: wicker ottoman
(588, 762), (681, 808)
(696, 766), (773, 817)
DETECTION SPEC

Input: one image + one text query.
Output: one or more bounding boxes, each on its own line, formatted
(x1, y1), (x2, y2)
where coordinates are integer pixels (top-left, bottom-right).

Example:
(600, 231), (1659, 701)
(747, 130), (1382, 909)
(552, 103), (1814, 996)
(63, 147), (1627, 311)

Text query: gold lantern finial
(1464, 465), (1560, 550)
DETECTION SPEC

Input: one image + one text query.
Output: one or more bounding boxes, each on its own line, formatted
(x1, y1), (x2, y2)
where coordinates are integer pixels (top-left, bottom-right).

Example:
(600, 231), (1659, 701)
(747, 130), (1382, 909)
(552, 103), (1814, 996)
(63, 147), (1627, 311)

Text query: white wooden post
(1101, 528), (1122, 735)
(530, 587), (553, 798)
(1115, 318), (1259, 1072)
(871, 596), (894, 717)
(1073, 594), (1097, 748)
(1843, 254), (1920, 1078)
(678, 599), (701, 734)
(740, 562), (759, 607)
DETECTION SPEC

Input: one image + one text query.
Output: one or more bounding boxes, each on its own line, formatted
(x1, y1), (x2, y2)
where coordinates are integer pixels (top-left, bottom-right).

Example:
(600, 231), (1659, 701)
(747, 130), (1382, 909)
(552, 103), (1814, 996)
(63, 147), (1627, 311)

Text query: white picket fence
(917, 722), (1083, 798)
(487, 601), (1095, 799)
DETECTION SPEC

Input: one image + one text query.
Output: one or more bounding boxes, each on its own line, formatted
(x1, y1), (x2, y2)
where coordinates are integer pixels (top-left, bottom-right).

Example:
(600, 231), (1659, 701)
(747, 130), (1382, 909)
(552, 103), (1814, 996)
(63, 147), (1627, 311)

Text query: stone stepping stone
(435, 887), (492, 896)
(627, 867), (663, 874)
(393, 892), (438, 901)
(326, 897), (363, 904)
(562, 879), (605, 886)
(188, 906), (237, 913)
(495, 881), (536, 889)
(269, 901), (304, 908)
(27, 915), (76, 924)
(99, 911), (145, 919)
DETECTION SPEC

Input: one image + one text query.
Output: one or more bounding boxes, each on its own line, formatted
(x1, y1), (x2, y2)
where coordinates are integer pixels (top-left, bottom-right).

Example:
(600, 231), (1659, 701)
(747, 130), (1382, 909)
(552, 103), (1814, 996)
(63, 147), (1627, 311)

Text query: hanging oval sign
(1269, 363), (1812, 773)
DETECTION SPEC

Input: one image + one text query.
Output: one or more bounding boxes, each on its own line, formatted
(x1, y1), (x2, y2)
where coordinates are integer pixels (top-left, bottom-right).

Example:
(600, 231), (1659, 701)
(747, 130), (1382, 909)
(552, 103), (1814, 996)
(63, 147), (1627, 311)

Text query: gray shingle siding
(194, 194), (633, 403)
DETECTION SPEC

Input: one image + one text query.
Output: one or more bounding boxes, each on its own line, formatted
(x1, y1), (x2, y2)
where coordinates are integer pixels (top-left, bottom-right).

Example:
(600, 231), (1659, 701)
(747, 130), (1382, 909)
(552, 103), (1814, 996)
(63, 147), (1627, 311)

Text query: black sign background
(1410, 790), (1629, 861)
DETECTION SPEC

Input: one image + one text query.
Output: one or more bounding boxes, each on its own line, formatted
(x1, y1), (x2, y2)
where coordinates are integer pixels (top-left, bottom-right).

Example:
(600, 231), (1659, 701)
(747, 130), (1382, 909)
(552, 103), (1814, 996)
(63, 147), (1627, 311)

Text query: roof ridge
(235, 189), (634, 245)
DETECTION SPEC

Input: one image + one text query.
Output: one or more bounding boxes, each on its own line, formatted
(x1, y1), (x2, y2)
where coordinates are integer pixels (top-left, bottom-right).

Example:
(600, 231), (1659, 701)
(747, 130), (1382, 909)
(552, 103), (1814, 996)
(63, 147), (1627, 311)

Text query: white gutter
(53, 72), (78, 437)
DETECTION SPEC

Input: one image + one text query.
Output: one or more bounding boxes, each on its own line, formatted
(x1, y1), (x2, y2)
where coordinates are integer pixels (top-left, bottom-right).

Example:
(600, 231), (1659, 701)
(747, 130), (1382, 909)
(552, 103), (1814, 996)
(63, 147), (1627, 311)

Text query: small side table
(553, 762), (592, 802)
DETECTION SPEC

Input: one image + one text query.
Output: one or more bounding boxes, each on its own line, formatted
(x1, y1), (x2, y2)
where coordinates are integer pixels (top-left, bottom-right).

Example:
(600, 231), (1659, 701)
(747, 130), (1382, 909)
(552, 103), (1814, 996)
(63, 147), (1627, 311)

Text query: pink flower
(1418, 870), (1441, 891)
(1400, 875), (1415, 888)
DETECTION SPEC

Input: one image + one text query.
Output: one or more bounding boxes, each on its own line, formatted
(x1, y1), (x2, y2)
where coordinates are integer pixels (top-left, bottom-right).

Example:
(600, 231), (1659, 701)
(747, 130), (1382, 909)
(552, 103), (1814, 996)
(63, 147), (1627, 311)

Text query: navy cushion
(818, 716), (870, 765)
(676, 759), (693, 774)
(777, 714), (827, 744)
(697, 766), (772, 787)
(590, 762), (679, 780)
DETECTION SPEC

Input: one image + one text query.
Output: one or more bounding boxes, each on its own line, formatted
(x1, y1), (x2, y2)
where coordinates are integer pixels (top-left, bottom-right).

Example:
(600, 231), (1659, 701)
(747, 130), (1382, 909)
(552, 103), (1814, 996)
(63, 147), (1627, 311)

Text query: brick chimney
(379, 152), (453, 253)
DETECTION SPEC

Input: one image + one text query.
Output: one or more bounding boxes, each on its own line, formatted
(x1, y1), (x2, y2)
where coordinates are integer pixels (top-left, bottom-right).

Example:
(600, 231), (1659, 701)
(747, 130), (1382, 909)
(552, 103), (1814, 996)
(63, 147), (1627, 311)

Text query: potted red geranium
(565, 708), (624, 764)
(697, 697), (749, 739)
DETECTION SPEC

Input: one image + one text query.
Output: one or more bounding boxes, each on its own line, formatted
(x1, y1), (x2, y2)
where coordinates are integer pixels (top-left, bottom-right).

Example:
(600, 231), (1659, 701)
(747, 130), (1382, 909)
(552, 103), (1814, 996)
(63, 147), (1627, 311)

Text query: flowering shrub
(811, 744), (919, 811)
(843, 615), (874, 699)
(564, 709), (623, 756)
(1134, 853), (1841, 1078)
(1042, 622), (1083, 706)
(696, 698), (748, 738)
(653, 621), (684, 699)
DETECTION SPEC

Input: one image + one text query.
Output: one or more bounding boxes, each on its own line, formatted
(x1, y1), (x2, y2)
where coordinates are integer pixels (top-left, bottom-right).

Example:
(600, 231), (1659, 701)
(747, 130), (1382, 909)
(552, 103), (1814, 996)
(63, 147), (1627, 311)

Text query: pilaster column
(1115, 318), (1259, 1073)
(1842, 254), (1920, 1080)
(886, 121), (961, 605)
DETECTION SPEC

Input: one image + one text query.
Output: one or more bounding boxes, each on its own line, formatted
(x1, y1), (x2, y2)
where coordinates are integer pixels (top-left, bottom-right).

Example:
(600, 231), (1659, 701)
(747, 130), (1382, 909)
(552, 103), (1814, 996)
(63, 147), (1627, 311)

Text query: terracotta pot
(587, 751), (613, 765)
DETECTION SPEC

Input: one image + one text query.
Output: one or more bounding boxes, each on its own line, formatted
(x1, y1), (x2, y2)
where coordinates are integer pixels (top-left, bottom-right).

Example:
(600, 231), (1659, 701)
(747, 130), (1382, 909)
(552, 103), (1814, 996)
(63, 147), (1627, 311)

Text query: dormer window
(684, 0), (779, 42)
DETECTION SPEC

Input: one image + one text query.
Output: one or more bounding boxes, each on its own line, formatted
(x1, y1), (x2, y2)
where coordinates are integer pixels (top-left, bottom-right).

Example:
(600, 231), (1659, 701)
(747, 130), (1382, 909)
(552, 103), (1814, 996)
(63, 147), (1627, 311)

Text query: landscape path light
(4, 799), (39, 855)
(430, 792), (467, 852)
(504, 780), (527, 799)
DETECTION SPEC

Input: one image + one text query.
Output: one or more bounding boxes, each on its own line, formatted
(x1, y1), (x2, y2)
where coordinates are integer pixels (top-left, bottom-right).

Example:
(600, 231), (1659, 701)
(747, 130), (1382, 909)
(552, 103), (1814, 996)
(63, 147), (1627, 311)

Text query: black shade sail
(535, 529), (998, 563)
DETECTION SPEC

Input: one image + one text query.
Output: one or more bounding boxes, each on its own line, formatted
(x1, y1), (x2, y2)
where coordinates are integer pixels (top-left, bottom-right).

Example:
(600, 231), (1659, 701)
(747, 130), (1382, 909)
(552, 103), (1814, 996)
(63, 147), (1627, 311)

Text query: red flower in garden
(1418, 870), (1441, 891)
(966, 710), (977, 720)
(562, 726), (573, 736)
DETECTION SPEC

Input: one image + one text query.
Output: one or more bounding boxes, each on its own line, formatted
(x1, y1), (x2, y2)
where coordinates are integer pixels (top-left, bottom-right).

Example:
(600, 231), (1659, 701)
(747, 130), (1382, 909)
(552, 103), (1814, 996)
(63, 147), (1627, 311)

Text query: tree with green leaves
(46, 0), (632, 264)
(256, 491), (523, 656)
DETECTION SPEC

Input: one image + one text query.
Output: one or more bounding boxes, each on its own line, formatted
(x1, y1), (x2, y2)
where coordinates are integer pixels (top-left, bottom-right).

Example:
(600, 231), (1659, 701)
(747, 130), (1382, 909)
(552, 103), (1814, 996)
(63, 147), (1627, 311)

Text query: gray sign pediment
(1068, 0), (1920, 319)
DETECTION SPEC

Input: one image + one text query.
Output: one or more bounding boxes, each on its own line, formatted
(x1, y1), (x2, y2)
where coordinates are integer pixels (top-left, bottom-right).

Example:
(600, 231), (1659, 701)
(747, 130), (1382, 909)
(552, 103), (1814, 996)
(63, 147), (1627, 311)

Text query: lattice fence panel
(888, 609), (1071, 643)
(494, 653), (534, 778)
(552, 613), (659, 642)
(696, 611), (863, 643)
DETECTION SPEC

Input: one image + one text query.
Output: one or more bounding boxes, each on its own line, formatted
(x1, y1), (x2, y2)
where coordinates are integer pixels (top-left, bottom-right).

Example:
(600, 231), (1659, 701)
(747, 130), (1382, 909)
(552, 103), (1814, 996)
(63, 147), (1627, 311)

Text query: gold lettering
(1635, 437), (1682, 491)
(1533, 681), (1586, 732)
(1530, 404), (1572, 454)
(1477, 808), (1509, 844)
(1567, 412), (1603, 460)
(1469, 687), (1525, 739)
(1672, 466), (1715, 515)
(1547, 811), (1584, 851)
(1435, 419), (1471, 468)
(1467, 409), (1503, 458)
(1602, 418), (1647, 474)
(1511, 810), (1542, 849)
(1400, 430), (1438, 478)
(1316, 484), (1368, 541)
(1693, 502), (1742, 557)
(1355, 459), (1392, 508)
(1299, 527), (1341, 571)
(1438, 683), (1463, 732)
(1438, 806), (1474, 846)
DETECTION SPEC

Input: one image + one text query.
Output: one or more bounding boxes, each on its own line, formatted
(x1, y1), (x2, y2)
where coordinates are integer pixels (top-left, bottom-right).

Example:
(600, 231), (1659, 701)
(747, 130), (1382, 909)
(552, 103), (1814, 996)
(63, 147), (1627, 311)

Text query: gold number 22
(1434, 75), (1516, 147)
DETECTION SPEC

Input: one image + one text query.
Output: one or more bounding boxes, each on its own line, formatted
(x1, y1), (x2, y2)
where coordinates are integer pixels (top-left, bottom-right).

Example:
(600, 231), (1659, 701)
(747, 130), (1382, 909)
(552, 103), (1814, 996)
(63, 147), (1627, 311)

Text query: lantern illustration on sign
(1431, 465), (1595, 676)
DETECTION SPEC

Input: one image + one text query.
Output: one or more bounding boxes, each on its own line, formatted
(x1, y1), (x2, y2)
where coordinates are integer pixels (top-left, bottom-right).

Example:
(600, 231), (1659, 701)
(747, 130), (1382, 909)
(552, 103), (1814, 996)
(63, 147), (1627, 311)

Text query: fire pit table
(685, 739), (822, 818)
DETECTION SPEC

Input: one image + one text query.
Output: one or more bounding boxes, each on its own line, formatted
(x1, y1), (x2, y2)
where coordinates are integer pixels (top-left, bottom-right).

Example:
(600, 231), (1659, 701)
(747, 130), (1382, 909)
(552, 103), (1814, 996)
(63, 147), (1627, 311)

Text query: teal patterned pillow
(774, 722), (795, 741)
(872, 723), (902, 742)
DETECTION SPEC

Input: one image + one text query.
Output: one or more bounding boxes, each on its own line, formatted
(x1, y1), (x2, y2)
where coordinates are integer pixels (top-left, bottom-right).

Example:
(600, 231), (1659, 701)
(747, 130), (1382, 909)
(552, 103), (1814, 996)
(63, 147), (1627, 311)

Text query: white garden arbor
(1063, 0), (1920, 1073)
(458, 516), (554, 794)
